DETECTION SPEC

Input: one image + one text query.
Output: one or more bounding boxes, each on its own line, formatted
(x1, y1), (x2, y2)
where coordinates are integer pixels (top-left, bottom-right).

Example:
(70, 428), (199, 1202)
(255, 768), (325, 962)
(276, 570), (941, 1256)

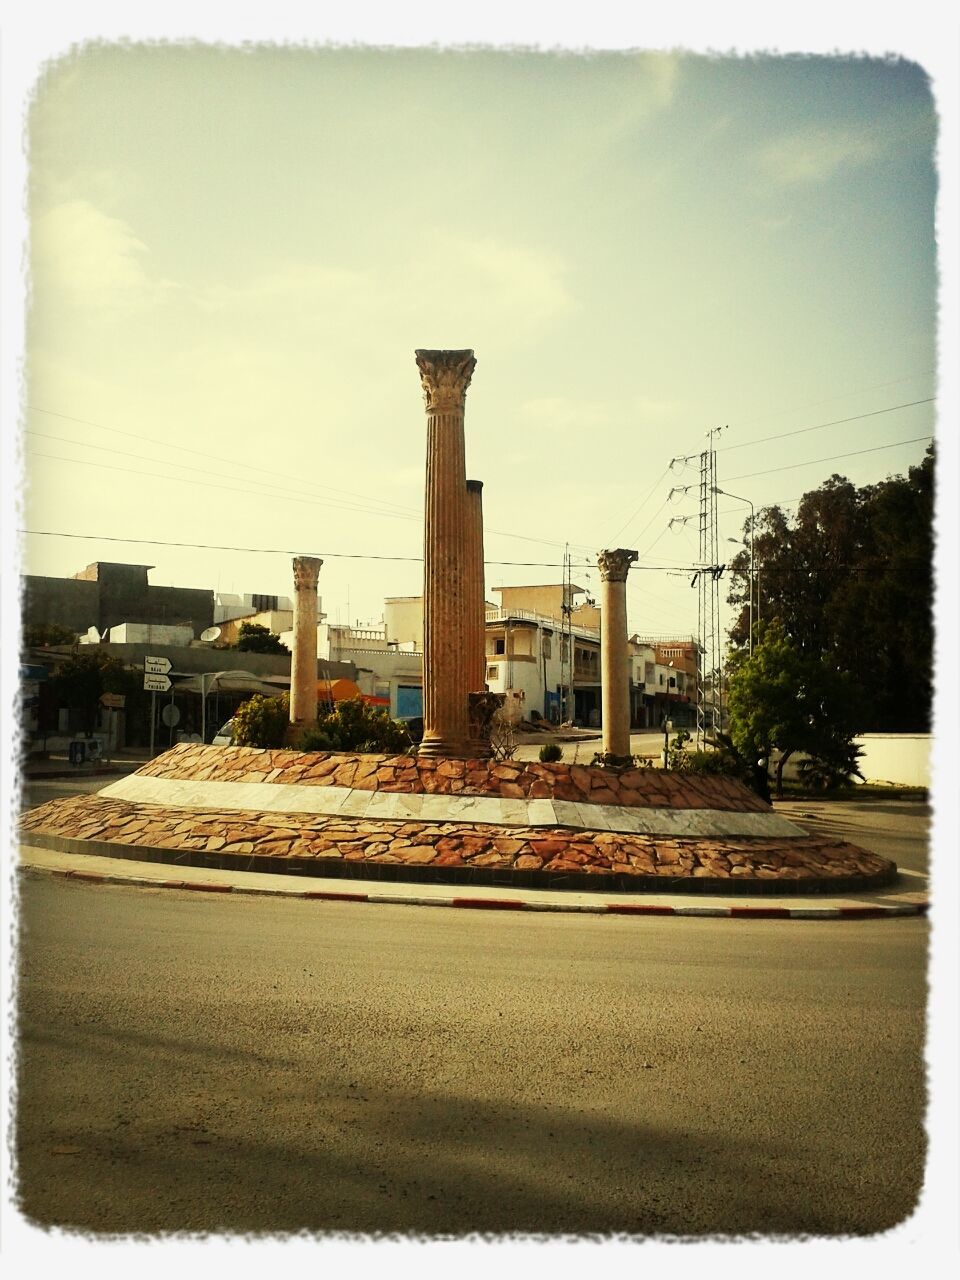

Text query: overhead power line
(733, 368), (935, 427)
(16, 527), (706, 573)
(724, 434), (933, 482)
(721, 398), (935, 454)
(26, 404), (420, 518)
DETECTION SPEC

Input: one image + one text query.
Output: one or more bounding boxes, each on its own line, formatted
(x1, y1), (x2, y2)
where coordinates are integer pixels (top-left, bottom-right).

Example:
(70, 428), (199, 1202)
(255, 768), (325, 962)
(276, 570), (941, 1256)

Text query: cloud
(31, 198), (176, 307)
(194, 233), (575, 343)
(754, 125), (883, 187)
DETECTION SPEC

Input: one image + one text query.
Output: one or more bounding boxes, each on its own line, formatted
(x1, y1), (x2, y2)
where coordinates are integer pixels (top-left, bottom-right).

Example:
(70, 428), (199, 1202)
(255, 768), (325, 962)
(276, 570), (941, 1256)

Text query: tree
(23, 621), (78, 647)
(49, 651), (140, 735)
(724, 446), (933, 731)
(726, 625), (866, 798)
(236, 622), (289, 655)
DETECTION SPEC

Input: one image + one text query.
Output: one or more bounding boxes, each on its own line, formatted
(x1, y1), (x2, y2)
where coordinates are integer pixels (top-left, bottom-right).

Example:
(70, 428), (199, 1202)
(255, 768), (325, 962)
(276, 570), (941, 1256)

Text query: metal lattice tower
(696, 429), (724, 747)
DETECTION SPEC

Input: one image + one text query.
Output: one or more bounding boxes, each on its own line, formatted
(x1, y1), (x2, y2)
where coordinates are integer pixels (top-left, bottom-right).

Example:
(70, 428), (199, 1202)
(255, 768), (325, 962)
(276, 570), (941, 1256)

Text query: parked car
(211, 719), (235, 745)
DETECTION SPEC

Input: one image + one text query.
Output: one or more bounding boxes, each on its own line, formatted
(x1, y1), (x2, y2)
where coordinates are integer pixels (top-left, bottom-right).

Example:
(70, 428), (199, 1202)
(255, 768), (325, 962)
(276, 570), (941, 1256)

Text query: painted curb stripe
(300, 890), (370, 902)
(605, 904), (678, 915)
(450, 897), (526, 910)
(29, 865), (926, 918)
(729, 907), (791, 918)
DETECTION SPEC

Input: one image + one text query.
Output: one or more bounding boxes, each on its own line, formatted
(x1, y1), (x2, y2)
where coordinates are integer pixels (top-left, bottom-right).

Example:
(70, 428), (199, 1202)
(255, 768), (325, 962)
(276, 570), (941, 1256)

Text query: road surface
(15, 865), (927, 1237)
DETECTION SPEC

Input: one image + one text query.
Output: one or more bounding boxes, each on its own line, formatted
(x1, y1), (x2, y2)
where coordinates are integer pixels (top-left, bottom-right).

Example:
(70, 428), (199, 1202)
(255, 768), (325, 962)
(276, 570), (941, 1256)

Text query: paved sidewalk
(19, 843), (929, 920)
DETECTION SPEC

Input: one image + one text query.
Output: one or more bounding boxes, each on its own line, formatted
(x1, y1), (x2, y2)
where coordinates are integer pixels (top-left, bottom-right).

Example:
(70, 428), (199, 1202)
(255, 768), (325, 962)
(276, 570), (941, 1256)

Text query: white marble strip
(98, 774), (808, 839)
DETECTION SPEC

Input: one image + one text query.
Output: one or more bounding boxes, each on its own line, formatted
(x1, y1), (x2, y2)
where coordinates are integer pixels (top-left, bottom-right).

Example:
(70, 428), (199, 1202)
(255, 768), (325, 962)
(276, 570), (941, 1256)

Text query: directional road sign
(144, 656), (172, 675)
(144, 674), (172, 693)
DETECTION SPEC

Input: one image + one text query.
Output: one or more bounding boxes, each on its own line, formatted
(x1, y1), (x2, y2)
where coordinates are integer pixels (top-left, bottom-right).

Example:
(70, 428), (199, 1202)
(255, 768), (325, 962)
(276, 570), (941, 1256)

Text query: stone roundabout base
(19, 744), (898, 896)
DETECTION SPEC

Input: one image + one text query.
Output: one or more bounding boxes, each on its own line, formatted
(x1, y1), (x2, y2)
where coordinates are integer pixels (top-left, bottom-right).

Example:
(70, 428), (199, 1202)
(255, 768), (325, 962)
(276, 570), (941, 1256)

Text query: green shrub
(591, 751), (635, 770)
(231, 693), (290, 748)
(236, 622), (289, 654)
(666, 728), (692, 772)
(796, 741), (864, 792)
(538, 742), (563, 763)
(297, 697), (411, 754)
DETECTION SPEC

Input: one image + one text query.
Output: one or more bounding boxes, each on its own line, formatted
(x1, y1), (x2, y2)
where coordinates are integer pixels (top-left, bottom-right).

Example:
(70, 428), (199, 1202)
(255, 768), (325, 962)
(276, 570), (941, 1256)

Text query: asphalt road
(774, 799), (931, 879)
(15, 869), (927, 1238)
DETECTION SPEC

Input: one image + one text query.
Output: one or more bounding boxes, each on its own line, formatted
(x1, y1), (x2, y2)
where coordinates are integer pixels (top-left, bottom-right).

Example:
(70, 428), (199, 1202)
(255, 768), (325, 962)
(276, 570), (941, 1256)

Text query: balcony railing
(485, 606), (600, 641)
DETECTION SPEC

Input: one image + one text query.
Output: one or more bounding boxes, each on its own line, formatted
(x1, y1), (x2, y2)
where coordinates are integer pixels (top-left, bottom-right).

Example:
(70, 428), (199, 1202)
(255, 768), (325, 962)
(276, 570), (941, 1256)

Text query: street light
(714, 487), (755, 655)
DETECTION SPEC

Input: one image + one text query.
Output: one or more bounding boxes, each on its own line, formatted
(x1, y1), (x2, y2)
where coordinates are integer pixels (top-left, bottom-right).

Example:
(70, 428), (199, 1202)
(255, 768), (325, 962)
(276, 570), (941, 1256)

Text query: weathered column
(289, 555), (322, 736)
(416, 348), (476, 758)
(465, 479), (486, 693)
(598, 548), (638, 759)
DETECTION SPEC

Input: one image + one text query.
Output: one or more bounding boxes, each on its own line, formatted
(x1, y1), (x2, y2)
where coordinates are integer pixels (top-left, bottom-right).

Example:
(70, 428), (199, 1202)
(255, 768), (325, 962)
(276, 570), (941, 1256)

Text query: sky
(14, 37), (940, 641)
(2, 8), (958, 1267)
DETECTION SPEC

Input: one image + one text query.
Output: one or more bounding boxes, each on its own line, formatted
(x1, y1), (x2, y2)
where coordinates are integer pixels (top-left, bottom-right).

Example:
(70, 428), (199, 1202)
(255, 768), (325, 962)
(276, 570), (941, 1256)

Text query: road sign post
(144, 659), (172, 756)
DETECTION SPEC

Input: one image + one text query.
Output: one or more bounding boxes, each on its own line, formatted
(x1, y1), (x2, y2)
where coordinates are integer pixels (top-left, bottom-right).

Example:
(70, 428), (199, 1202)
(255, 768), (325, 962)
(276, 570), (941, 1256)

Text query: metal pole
(201, 672), (208, 744)
(149, 691), (156, 756)
(748, 523), (755, 656)
(716, 486), (754, 654)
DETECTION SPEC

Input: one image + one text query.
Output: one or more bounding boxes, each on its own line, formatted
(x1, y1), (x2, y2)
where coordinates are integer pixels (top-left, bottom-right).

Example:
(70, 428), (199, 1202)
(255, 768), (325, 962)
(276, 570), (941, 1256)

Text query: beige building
(215, 608), (294, 647)
(383, 597), (425, 650)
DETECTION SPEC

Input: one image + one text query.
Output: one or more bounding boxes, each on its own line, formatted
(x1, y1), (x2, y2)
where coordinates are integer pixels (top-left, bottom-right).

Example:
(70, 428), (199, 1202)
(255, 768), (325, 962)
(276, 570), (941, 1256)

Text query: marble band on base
(99, 774), (808, 840)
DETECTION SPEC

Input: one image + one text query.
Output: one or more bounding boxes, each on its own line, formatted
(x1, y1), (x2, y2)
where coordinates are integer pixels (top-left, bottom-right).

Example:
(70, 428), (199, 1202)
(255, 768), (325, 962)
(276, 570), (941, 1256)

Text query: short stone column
(416, 348), (476, 758)
(289, 555), (322, 736)
(465, 479), (486, 694)
(598, 548), (638, 758)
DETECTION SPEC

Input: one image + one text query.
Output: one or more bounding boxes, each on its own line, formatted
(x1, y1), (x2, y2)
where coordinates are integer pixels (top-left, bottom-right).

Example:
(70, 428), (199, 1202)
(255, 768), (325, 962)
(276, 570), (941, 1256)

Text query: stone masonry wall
(137, 744), (769, 813)
(20, 793), (892, 886)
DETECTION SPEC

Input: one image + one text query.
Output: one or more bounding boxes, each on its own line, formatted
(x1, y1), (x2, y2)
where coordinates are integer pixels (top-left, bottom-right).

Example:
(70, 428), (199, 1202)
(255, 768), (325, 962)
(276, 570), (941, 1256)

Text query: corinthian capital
(292, 555), (322, 592)
(597, 548), (638, 582)
(415, 349), (476, 413)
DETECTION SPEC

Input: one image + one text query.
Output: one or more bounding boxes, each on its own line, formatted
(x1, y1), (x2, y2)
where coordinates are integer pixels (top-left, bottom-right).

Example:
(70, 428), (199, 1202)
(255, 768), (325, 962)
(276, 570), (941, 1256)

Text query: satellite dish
(200, 626), (222, 643)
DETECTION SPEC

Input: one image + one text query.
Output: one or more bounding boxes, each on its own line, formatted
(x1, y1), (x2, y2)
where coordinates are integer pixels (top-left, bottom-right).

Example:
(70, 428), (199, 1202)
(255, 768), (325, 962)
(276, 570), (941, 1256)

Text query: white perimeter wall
(778, 734), (931, 787)
(852, 734), (931, 787)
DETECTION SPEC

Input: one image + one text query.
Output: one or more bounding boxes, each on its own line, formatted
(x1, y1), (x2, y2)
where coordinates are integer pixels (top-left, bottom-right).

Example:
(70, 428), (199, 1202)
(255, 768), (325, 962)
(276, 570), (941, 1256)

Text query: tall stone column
(598, 548), (638, 759)
(465, 479), (486, 694)
(416, 348), (476, 758)
(289, 555), (322, 736)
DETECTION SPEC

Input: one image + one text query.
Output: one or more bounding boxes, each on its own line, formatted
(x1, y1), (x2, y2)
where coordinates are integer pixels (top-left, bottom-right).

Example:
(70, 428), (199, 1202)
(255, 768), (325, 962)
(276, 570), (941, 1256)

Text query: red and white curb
(45, 867), (928, 919)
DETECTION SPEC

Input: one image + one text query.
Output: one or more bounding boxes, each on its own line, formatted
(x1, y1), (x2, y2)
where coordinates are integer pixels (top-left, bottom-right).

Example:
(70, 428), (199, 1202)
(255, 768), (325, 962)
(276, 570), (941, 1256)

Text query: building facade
(23, 562), (215, 640)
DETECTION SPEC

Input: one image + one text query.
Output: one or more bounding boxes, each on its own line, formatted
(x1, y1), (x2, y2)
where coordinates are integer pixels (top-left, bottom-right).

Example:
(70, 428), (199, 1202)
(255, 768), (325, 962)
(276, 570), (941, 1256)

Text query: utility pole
(566, 545), (575, 724)
(697, 427), (725, 746)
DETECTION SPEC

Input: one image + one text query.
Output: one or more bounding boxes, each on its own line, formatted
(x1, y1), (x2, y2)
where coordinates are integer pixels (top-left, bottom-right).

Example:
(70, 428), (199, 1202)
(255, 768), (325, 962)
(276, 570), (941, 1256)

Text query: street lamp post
(714, 487), (755, 656)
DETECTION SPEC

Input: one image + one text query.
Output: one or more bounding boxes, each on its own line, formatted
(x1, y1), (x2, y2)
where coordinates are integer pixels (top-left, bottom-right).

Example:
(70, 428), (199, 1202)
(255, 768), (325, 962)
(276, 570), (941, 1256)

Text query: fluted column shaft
(416, 349), (475, 758)
(465, 479), (486, 693)
(289, 556), (322, 732)
(598, 548), (638, 758)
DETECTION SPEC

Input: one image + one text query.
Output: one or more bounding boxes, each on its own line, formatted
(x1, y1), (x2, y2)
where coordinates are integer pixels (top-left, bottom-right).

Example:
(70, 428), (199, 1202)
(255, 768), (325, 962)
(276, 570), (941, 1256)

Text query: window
(486, 664), (499, 681)
(542, 636), (552, 658)
(494, 638), (506, 655)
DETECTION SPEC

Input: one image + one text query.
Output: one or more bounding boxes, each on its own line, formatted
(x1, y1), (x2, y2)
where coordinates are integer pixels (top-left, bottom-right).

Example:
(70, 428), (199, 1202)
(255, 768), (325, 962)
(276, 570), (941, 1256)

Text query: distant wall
(778, 734), (931, 788)
(22, 567), (214, 639)
(22, 576), (99, 634)
(853, 734), (931, 788)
